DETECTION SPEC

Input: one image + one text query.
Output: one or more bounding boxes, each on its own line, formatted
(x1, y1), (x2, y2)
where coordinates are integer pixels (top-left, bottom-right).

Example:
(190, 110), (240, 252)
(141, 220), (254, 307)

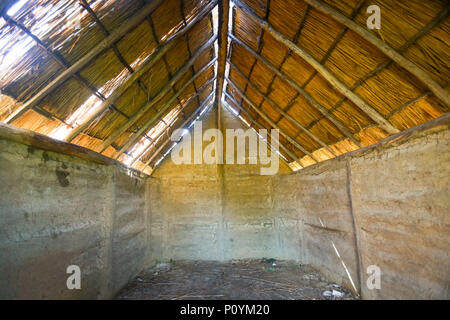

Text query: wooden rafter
(65, 2), (217, 142)
(4, 0), (165, 124)
(231, 0), (399, 134)
(306, 5), (450, 129)
(387, 83), (449, 119)
(112, 57), (218, 159)
(229, 33), (361, 147)
(235, 0), (271, 111)
(274, 0), (365, 136)
(250, 1), (308, 124)
(300, 0), (366, 91)
(180, 0), (202, 114)
(228, 61), (337, 157)
(304, 0), (450, 107)
(285, 0), (366, 124)
(146, 14), (185, 116)
(130, 78), (216, 166)
(98, 36), (217, 154)
(0, 11), (129, 120)
(227, 78), (319, 163)
(79, 0), (134, 74)
(144, 92), (215, 169)
(224, 92), (298, 165)
(215, 0), (230, 130)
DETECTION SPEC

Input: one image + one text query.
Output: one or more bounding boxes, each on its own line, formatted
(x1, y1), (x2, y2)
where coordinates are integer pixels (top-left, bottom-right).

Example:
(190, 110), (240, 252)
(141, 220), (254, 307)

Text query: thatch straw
(0, 0), (448, 172)
(225, 0), (448, 169)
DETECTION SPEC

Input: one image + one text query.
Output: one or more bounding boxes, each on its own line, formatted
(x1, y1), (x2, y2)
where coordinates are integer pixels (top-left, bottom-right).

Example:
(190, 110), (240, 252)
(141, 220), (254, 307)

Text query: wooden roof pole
(98, 40), (217, 154)
(79, 0), (134, 74)
(231, 0), (399, 134)
(305, 6), (449, 130)
(4, 0), (165, 124)
(63, 3), (217, 142)
(0, 1), (15, 13)
(304, 0), (450, 108)
(144, 93), (215, 169)
(0, 11), (130, 119)
(236, 0), (273, 110)
(112, 57), (217, 159)
(224, 92), (299, 166)
(299, 0), (366, 91)
(228, 61), (337, 157)
(279, 0), (365, 128)
(129, 78), (215, 166)
(226, 78), (319, 163)
(223, 97), (293, 167)
(147, 14), (186, 123)
(215, 0), (230, 132)
(179, 0), (202, 120)
(229, 34), (361, 147)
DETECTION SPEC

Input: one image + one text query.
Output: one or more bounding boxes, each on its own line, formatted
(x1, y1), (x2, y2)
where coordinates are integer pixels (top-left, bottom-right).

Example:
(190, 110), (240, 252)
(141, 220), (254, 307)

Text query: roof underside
(0, 0), (448, 174)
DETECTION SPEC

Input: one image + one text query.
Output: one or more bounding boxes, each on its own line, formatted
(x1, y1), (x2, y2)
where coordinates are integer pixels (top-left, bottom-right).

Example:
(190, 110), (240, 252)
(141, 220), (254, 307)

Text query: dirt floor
(116, 260), (359, 300)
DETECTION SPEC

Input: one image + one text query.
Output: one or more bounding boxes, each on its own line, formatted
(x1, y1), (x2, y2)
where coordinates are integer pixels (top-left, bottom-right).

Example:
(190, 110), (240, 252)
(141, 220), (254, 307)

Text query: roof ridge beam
(4, 0), (165, 124)
(228, 61), (337, 157)
(304, 0), (449, 108)
(228, 33), (361, 147)
(112, 56), (217, 159)
(226, 78), (319, 163)
(231, 0), (399, 134)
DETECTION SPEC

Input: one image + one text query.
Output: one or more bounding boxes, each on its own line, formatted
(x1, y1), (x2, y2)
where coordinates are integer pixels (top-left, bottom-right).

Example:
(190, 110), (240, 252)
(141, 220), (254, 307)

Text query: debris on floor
(116, 260), (359, 300)
(323, 289), (344, 298)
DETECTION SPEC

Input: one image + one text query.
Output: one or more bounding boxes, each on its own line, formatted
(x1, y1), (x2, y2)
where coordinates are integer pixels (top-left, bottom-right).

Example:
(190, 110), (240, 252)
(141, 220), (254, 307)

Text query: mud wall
(152, 110), (449, 299)
(0, 124), (153, 299)
(274, 115), (450, 299)
(150, 107), (291, 261)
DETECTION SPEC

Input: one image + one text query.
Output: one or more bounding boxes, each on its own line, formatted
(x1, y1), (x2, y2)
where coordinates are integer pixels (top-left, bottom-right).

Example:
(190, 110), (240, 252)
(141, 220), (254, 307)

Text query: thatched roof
(0, 0), (448, 174)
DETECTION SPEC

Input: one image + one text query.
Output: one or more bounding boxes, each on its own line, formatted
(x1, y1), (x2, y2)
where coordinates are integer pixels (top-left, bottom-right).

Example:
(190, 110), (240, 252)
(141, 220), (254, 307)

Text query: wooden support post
(231, 0), (399, 134)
